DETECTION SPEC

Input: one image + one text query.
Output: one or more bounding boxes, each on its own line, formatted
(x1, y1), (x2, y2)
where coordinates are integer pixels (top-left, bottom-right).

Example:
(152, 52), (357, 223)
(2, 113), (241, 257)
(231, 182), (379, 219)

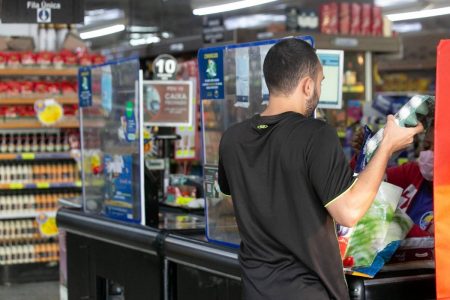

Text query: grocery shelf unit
(0, 67), (81, 284)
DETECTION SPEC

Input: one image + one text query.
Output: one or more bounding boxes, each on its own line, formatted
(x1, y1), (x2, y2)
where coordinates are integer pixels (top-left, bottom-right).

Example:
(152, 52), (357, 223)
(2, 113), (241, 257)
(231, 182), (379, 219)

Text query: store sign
(1, 0), (84, 24)
(142, 80), (194, 127)
(202, 16), (224, 44)
(152, 54), (177, 80)
(78, 67), (92, 108)
(198, 49), (224, 100)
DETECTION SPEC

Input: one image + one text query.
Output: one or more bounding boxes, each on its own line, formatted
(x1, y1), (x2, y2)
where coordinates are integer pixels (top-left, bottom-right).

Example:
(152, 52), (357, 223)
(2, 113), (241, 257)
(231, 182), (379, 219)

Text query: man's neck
(261, 94), (306, 116)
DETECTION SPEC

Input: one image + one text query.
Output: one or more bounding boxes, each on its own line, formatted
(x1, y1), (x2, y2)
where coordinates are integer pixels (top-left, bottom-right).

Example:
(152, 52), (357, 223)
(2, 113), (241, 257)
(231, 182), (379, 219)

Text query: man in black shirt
(218, 38), (423, 299)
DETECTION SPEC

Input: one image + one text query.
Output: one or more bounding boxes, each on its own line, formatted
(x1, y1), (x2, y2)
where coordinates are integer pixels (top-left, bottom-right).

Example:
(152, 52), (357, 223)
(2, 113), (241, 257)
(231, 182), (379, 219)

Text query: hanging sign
(78, 67), (92, 108)
(152, 54), (177, 80)
(142, 80), (194, 127)
(1, 0), (84, 24)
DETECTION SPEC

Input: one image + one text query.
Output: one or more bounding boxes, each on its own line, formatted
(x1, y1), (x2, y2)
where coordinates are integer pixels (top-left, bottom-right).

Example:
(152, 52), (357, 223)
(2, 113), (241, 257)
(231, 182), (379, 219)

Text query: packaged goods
(20, 52), (36, 65)
(350, 3), (361, 35)
(339, 3), (350, 35)
(363, 95), (435, 164)
(7, 52), (21, 67)
(372, 6), (383, 36)
(320, 3), (339, 34)
(361, 4), (372, 35)
(36, 51), (53, 66)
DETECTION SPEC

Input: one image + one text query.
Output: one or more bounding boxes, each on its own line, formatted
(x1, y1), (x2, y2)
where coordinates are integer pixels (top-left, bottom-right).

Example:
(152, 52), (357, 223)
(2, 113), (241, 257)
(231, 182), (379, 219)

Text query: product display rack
(0, 63), (81, 284)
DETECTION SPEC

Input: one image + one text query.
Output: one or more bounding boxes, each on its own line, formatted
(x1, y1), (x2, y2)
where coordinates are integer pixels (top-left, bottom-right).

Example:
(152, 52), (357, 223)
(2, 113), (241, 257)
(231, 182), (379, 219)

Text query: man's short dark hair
(263, 38), (320, 96)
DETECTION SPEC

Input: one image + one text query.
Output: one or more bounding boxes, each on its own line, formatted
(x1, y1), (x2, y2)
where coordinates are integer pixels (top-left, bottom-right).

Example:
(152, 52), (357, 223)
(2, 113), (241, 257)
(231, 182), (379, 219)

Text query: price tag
(9, 183), (24, 189)
(36, 182), (50, 189)
(152, 54), (177, 80)
(21, 153), (35, 160)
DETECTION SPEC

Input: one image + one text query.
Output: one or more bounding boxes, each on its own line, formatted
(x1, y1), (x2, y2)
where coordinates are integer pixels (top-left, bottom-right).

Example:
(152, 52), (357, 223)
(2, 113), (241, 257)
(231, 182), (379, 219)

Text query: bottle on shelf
(38, 24), (47, 52)
(46, 24), (56, 52)
(24, 134), (31, 152)
(31, 134), (39, 152)
(1, 134), (7, 153)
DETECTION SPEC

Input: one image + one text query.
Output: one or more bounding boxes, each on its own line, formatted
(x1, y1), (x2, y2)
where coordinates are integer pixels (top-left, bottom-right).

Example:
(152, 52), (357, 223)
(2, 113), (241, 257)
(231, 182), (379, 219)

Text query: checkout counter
(57, 207), (435, 300)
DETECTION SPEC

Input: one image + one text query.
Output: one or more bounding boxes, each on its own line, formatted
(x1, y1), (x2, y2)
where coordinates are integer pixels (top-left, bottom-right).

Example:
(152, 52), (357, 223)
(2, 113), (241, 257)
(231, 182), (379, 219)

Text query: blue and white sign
(198, 49), (224, 100)
(78, 67), (92, 108)
(37, 8), (51, 23)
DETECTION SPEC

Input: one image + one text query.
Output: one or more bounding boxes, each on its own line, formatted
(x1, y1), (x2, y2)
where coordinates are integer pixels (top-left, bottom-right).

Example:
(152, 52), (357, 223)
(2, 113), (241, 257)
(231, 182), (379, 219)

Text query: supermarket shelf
(0, 235), (57, 243)
(0, 259), (59, 266)
(235, 29), (402, 53)
(377, 59), (436, 72)
(376, 91), (435, 97)
(0, 211), (56, 220)
(0, 68), (78, 77)
(0, 181), (82, 190)
(0, 117), (104, 129)
(0, 95), (78, 105)
(0, 152), (73, 161)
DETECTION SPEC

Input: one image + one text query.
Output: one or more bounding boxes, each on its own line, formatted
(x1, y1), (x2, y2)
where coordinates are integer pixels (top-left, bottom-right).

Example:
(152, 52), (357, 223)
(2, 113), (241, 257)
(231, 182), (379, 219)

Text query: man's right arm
(326, 115), (423, 227)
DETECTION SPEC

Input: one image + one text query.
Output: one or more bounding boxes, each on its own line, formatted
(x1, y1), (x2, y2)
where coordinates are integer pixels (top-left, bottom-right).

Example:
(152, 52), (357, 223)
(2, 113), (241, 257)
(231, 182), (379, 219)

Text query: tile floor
(0, 281), (59, 300)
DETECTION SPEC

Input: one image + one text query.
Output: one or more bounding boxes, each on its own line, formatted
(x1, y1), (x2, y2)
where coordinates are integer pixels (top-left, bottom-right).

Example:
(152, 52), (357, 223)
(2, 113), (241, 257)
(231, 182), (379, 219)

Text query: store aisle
(0, 281), (59, 300)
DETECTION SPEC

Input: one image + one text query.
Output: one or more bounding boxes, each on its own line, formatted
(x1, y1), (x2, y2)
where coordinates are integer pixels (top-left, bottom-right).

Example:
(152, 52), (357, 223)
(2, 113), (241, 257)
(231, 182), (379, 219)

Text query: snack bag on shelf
(361, 4), (372, 35)
(350, 3), (361, 35)
(36, 51), (53, 67)
(7, 52), (21, 67)
(21, 52), (36, 66)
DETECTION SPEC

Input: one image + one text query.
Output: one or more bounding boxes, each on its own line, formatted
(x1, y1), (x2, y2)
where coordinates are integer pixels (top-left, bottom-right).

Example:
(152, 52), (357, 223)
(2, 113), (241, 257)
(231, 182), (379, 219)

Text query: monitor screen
(316, 50), (344, 109)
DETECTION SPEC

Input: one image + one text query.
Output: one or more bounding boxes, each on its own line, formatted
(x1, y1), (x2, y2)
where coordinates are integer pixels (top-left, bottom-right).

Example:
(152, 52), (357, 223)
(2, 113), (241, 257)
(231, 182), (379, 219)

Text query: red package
(91, 54), (106, 65)
(79, 53), (92, 66)
(60, 81), (76, 94)
(52, 52), (65, 68)
(0, 81), (8, 95)
(7, 81), (20, 96)
(0, 52), (6, 68)
(21, 52), (36, 66)
(320, 4), (338, 34)
(350, 3), (361, 35)
(34, 81), (48, 94)
(20, 81), (34, 95)
(47, 81), (60, 94)
(361, 4), (372, 36)
(372, 6), (383, 36)
(36, 52), (53, 66)
(339, 3), (350, 35)
(7, 52), (21, 67)
(62, 51), (77, 66)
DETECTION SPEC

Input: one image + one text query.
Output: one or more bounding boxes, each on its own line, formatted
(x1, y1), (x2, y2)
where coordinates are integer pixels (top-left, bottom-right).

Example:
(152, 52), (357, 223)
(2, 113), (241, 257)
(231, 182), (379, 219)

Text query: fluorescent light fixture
(80, 24), (125, 39)
(84, 9), (124, 25)
(392, 22), (422, 33)
(130, 36), (161, 46)
(193, 0), (277, 16)
(225, 13), (285, 30)
(375, 0), (417, 8)
(387, 6), (450, 21)
(128, 26), (159, 33)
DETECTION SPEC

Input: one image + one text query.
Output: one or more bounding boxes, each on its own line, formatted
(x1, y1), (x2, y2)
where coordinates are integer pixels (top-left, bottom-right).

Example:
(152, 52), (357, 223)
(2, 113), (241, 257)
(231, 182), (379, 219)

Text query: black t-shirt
(218, 111), (353, 300)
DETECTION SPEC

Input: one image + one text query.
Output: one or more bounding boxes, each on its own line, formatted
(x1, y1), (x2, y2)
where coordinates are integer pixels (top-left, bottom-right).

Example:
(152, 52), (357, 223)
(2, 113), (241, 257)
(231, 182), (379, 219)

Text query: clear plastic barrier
(79, 58), (144, 224)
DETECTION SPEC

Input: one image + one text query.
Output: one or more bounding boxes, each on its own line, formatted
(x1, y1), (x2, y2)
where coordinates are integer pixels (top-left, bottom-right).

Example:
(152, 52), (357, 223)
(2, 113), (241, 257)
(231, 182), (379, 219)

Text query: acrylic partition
(199, 36), (316, 247)
(79, 58), (144, 224)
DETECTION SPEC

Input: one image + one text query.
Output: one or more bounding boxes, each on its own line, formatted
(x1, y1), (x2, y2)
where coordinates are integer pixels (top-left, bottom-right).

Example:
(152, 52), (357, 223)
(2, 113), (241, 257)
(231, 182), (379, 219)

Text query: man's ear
(299, 76), (314, 99)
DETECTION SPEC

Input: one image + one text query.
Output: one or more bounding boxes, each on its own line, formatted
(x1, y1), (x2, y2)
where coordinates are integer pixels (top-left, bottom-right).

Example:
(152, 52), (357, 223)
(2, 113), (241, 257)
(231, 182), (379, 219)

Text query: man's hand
(381, 115), (424, 155)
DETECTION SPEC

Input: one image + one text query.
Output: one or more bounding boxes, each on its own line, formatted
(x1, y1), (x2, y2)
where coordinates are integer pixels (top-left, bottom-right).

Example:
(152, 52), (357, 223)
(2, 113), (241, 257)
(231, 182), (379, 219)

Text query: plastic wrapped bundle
(363, 95), (435, 164)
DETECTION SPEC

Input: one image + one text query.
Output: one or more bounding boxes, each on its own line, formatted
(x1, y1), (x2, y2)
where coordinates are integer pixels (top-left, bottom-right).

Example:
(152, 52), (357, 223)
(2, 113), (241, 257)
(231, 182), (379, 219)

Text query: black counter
(57, 208), (436, 300)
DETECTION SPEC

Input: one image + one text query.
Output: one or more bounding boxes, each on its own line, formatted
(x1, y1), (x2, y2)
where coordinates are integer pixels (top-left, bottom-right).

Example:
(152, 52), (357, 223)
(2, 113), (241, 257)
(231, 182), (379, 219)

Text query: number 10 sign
(152, 54), (177, 80)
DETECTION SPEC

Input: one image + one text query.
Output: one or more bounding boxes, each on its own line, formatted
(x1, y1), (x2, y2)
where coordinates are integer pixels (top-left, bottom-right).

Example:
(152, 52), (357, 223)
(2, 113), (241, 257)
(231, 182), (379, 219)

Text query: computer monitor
(316, 49), (344, 110)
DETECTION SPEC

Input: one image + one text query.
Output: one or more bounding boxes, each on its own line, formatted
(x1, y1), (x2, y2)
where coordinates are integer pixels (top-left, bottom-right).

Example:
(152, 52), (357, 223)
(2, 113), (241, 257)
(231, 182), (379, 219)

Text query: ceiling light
(375, 0), (417, 8)
(225, 13), (285, 30)
(128, 26), (159, 33)
(387, 6), (450, 21)
(80, 24), (125, 39)
(130, 36), (161, 46)
(392, 22), (423, 33)
(193, 0), (278, 16)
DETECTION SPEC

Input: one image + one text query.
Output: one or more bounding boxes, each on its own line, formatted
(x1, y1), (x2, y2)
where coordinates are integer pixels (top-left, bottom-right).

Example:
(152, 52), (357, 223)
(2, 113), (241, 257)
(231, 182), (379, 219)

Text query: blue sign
(78, 67), (92, 107)
(103, 154), (137, 222)
(198, 49), (224, 100)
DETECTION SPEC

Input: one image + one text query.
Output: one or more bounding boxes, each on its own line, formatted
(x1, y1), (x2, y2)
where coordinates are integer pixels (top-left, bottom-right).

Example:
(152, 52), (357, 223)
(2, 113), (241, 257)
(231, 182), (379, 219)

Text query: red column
(435, 39), (450, 299)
